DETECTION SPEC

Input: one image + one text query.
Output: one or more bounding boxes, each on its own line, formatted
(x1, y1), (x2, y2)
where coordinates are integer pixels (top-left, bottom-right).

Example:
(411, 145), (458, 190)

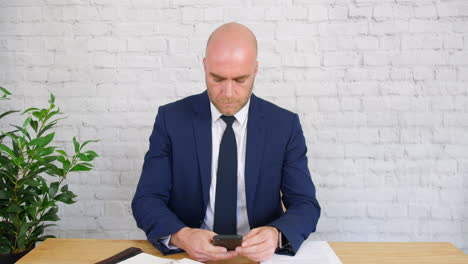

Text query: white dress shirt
(161, 98), (251, 249)
(201, 98), (251, 236)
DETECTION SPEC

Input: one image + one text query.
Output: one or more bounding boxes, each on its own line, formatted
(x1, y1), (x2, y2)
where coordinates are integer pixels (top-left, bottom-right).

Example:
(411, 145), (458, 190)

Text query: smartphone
(212, 235), (243, 251)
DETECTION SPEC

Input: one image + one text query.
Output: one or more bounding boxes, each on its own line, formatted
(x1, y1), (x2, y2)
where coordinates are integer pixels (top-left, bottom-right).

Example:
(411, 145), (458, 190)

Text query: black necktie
(213, 115), (237, 235)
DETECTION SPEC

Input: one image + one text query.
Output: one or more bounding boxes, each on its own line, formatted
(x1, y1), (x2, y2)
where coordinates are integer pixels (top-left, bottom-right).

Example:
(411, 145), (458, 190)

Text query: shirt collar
(210, 97), (250, 127)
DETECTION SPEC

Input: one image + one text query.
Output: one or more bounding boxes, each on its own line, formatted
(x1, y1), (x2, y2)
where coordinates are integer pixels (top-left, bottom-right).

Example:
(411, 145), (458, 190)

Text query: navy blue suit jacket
(132, 90), (320, 255)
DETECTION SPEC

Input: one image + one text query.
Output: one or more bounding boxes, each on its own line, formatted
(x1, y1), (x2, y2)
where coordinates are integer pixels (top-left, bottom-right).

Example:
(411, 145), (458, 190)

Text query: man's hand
(236, 226), (279, 262)
(170, 227), (238, 262)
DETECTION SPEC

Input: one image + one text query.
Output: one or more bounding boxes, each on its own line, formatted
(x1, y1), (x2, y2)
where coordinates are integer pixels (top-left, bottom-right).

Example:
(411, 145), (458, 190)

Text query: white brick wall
(0, 0), (467, 254)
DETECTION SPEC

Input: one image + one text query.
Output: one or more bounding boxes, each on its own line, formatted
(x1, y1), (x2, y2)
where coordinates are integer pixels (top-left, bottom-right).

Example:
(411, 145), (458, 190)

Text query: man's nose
(223, 80), (233, 98)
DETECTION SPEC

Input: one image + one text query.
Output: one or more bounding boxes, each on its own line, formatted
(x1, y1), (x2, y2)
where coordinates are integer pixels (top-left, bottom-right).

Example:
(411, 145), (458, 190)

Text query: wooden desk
(17, 239), (468, 264)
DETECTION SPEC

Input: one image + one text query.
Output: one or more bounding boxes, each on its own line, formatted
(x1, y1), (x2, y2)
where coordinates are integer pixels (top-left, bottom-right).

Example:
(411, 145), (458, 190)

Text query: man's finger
(207, 250), (238, 261)
(243, 227), (261, 240)
(205, 244), (228, 254)
(207, 231), (218, 238)
(242, 231), (267, 247)
(238, 248), (272, 261)
(201, 231), (227, 253)
(246, 246), (275, 259)
(191, 251), (212, 263)
(237, 242), (268, 255)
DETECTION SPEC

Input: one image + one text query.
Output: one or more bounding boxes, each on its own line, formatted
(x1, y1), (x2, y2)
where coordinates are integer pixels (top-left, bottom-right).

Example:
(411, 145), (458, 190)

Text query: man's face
(203, 48), (258, 116)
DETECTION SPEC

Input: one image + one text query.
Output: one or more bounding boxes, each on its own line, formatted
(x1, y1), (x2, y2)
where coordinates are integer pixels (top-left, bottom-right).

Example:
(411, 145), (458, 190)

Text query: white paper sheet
(118, 253), (202, 264)
(262, 241), (343, 264)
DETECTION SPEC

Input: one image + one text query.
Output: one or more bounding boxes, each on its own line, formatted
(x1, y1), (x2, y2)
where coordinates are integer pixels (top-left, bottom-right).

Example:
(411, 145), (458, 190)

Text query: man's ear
(254, 60), (258, 74)
(203, 57), (207, 71)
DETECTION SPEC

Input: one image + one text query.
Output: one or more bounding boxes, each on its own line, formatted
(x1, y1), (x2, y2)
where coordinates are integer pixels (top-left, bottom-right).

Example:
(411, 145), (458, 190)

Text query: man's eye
(236, 79), (246, 83)
(214, 78), (223, 82)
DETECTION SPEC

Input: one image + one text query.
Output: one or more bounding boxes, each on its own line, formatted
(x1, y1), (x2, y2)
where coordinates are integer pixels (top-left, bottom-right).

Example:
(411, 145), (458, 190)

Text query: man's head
(203, 22), (258, 116)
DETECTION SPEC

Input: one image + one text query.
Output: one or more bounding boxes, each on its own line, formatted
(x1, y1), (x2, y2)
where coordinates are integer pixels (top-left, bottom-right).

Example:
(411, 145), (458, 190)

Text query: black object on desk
(94, 247), (143, 264)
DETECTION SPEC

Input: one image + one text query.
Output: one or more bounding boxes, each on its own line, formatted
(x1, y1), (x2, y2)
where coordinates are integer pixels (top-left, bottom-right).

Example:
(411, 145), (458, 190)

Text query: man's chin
(217, 105), (240, 116)
(220, 110), (237, 116)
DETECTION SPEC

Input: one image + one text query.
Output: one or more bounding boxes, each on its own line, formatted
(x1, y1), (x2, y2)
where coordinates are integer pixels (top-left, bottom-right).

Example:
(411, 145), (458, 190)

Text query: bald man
(132, 23), (320, 262)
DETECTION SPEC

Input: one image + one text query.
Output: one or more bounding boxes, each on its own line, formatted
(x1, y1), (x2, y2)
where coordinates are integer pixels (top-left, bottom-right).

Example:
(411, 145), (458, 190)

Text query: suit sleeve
(267, 113), (321, 255)
(131, 106), (185, 255)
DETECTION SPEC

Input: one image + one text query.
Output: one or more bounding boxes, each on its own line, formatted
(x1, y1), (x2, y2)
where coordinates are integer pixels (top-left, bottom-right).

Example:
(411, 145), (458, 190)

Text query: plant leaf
(22, 107), (39, 114)
(62, 159), (71, 172)
(76, 153), (96, 162)
(0, 110), (20, 119)
(0, 143), (17, 159)
(0, 190), (10, 199)
(73, 136), (79, 153)
(17, 222), (31, 250)
(23, 116), (32, 129)
(43, 108), (61, 124)
(56, 149), (67, 156)
(0, 87), (11, 96)
(41, 155), (58, 163)
(0, 156), (15, 176)
(23, 178), (41, 187)
(28, 204), (38, 216)
(37, 146), (56, 157)
(44, 163), (63, 177)
(70, 163), (92, 172)
(49, 93), (55, 104)
(55, 190), (76, 204)
(11, 125), (31, 141)
(48, 182), (60, 198)
(82, 150), (98, 156)
(32, 111), (45, 120)
(28, 132), (55, 147)
(30, 119), (38, 132)
(41, 207), (60, 221)
(41, 179), (48, 194)
(38, 235), (56, 242)
(37, 117), (67, 137)
(80, 139), (99, 151)
(0, 245), (11, 254)
(7, 205), (22, 213)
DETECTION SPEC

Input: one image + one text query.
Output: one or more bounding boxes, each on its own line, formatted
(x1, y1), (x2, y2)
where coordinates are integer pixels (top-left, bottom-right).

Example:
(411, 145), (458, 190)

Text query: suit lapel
(245, 93), (265, 227)
(192, 91), (212, 210)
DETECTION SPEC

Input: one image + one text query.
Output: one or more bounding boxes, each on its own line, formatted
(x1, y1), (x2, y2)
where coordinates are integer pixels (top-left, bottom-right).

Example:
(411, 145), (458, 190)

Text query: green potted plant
(0, 88), (99, 263)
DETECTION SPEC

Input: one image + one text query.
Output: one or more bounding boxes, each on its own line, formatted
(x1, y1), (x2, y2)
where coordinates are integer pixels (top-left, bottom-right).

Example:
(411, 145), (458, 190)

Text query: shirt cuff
(160, 235), (180, 250)
(278, 231), (282, 248)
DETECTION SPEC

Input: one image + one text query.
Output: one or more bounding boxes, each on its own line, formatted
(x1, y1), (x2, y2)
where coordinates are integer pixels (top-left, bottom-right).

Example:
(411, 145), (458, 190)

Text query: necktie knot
(221, 115), (236, 127)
